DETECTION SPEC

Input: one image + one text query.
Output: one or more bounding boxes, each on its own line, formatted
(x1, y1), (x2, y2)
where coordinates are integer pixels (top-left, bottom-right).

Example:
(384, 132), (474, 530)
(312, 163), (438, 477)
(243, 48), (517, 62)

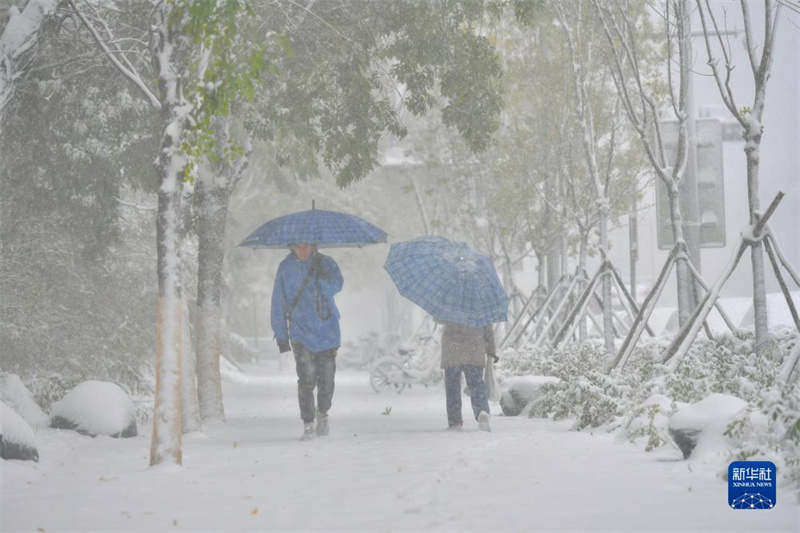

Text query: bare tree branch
(67, 0), (160, 109)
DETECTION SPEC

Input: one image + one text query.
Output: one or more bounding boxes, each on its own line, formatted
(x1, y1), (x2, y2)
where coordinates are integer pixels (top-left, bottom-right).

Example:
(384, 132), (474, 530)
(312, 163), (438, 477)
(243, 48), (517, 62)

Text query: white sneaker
(316, 412), (329, 437)
(300, 422), (316, 441)
(478, 411), (491, 432)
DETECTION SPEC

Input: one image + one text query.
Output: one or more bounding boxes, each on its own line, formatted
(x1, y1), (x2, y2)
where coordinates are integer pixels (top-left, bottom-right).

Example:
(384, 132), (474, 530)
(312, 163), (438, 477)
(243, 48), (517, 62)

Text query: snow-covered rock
(668, 393), (747, 459)
(49, 381), (137, 438)
(0, 373), (48, 428)
(1, 401), (39, 462)
(500, 375), (560, 416)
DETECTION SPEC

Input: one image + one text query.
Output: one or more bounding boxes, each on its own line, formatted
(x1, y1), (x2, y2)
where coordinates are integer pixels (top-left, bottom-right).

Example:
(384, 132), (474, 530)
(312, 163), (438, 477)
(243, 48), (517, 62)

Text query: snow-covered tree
(0, 1), (158, 401)
(694, 0), (783, 355)
(0, 0), (61, 123)
(589, 0), (702, 338)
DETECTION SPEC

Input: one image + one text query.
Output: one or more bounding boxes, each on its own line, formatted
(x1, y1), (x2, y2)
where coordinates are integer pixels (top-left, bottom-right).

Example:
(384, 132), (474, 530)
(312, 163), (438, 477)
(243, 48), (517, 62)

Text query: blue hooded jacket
(271, 251), (344, 353)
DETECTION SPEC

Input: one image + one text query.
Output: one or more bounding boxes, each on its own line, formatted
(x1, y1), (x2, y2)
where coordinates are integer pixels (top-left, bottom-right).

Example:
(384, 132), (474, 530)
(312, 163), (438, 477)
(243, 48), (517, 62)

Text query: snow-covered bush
(500, 342), (625, 429)
(500, 328), (799, 491)
(624, 394), (675, 452)
(725, 384), (800, 490)
(500, 340), (608, 380)
(24, 374), (85, 414)
(49, 381), (137, 438)
(499, 376), (560, 416)
(667, 393), (748, 459)
(0, 373), (49, 428)
(0, 401), (39, 462)
(661, 333), (778, 404)
(532, 371), (623, 429)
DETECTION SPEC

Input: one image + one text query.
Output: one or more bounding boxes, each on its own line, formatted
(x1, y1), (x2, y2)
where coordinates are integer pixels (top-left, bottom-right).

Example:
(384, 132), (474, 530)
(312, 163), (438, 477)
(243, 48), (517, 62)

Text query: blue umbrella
(384, 236), (508, 327)
(239, 206), (387, 249)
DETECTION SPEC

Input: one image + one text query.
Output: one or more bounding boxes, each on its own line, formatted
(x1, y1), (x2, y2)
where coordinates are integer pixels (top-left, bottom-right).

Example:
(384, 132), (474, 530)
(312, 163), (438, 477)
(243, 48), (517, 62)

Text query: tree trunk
(599, 213), (615, 357)
(408, 172), (431, 236)
(195, 179), (229, 422)
(745, 134), (770, 355)
(150, 3), (185, 467)
(667, 183), (693, 328)
(151, 161), (184, 466)
(536, 249), (547, 289)
(679, 0), (702, 280)
(181, 297), (201, 433)
(578, 230), (589, 342)
(545, 175), (560, 290)
(629, 190), (638, 305)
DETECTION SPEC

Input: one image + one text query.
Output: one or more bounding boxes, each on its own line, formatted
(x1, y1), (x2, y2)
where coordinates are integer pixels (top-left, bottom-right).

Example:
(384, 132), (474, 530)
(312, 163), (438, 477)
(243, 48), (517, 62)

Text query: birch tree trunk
(150, 4), (186, 467)
(152, 160), (184, 465)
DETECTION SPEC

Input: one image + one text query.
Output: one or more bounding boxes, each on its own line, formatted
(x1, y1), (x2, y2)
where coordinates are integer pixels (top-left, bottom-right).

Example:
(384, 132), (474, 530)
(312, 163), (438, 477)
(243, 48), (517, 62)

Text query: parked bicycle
(369, 331), (442, 393)
(336, 332), (384, 371)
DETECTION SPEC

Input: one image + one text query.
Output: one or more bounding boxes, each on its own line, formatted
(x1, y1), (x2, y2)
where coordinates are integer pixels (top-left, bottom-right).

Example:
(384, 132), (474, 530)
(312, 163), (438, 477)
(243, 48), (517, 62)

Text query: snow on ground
(740, 291), (800, 330)
(2, 360), (799, 532)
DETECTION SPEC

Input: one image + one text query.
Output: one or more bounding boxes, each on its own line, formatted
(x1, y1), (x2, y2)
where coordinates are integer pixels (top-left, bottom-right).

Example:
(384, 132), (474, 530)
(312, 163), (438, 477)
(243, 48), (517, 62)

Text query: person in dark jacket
(440, 321), (498, 432)
(271, 243), (344, 441)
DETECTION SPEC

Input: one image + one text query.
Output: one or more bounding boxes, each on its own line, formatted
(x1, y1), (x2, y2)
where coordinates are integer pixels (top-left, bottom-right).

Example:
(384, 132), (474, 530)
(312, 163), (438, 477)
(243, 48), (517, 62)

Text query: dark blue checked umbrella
(239, 204), (387, 249)
(384, 236), (508, 327)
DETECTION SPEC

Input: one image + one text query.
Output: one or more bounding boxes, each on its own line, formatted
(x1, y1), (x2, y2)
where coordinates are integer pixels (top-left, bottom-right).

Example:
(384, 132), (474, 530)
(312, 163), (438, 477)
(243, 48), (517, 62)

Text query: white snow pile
(1, 401), (39, 462)
(49, 380), (137, 438)
(668, 393), (747, 459)
(499, 375), (560, 416)
(0, 373), (48, 428)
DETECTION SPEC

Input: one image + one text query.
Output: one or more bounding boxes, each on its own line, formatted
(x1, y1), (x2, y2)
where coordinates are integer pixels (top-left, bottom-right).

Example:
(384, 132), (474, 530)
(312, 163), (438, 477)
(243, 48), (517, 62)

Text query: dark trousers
(292, 342), (336, 423)
(444, 365), (490, 426)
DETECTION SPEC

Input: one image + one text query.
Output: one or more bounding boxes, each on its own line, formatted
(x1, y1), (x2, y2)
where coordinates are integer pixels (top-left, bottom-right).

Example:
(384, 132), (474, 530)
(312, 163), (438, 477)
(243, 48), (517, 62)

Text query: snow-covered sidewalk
(2, 362), (798, 532)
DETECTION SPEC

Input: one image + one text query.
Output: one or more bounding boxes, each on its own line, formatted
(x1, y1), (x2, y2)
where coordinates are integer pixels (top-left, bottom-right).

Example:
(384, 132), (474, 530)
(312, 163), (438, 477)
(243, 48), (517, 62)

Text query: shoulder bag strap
(286, 267), (315, 322)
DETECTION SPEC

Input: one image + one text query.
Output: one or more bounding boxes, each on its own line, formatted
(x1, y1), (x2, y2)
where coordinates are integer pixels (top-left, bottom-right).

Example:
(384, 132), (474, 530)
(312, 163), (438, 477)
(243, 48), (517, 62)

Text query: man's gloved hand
(277, 339), (291, 353)
(487, 353), (499, 364)
(310, 253), (328, 280)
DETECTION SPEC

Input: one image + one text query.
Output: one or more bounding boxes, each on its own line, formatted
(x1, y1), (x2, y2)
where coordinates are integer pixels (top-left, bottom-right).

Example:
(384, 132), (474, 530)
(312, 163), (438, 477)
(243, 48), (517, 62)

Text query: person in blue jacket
(271, 243), (344, 441)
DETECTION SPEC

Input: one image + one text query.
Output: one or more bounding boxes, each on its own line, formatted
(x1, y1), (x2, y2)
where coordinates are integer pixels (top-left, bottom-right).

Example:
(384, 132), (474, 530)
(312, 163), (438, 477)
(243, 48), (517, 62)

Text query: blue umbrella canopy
(239, 208), (387, 249)
(384, 236), (508, 327)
